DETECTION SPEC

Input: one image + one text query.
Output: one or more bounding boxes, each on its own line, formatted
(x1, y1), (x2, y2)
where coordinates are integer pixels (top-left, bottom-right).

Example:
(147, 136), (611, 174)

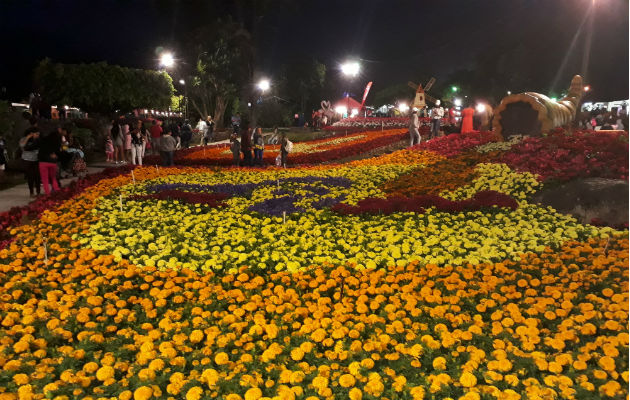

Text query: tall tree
(278, 57), (326, 117)
(184, 21), (252, 129)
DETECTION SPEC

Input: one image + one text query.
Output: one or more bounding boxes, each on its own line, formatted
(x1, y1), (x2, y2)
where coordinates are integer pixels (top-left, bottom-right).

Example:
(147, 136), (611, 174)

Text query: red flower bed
(0, 166), (136, 249)
(411, 132), (498, 158)
(332, 190), (518, 216)
(145, 130), (409, 166)
(128, 190), (229, 207)
(500, 129), (629, 182)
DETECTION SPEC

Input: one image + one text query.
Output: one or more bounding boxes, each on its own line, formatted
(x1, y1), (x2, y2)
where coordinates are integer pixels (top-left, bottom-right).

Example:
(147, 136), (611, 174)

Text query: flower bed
(0, 129), (627, 400)
(411, 131), (499, 158)
(500, 130), (629, 182)
(325, 117), (447, 131)
(146, 129), (409, 166)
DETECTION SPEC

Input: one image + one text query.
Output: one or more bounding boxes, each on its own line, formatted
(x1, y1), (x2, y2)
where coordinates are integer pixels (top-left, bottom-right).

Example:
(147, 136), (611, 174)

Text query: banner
(360, 81), (373, 109)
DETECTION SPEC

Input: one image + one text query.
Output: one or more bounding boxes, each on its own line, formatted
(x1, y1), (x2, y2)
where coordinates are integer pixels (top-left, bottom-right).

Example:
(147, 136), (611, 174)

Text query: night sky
(1, 0), (627, 102)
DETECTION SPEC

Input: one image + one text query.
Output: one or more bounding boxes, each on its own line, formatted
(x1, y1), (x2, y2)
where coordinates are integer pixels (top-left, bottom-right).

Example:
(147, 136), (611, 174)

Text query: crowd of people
(16, 117), (87, 196)
(578, 107), (628, 131)
(230, 127), (290, 168)
(107, 118), (195, 167)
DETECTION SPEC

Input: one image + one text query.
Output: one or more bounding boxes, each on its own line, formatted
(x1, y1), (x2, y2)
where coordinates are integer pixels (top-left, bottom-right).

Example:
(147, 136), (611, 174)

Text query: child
(105, 135), (114, 162)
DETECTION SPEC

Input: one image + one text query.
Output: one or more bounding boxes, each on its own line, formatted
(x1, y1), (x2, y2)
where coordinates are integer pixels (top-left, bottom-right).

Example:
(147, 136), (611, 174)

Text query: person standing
(430, 100), (444, 139)
(20, 127), (41, 197)
(231, 113), (241, 134)
(111, 120), (124, 164)
(38, 128), (62, 194)
(240, 127), (253, 167)
(408, 109), (421, 146)
(461, 105), (475, 134)
(230, 133), (241, 166)
(130, 125), (144, 165)
(204, 116), (215, 144)
(149, 120), (163, 155)
(160, 130), (177, 166)
(181, 120), (193, 148)
(196, 118), (207, 145)
(122, 122), (132, 163)
(280, 132), (289, 168)
(253, 127), (265, 166)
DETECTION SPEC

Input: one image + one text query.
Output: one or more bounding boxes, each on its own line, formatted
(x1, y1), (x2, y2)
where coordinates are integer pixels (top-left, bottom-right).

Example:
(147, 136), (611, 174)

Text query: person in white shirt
(430, 100), (444, 139)
(196, 118), (208, 145)
(408, 108), (421, 146)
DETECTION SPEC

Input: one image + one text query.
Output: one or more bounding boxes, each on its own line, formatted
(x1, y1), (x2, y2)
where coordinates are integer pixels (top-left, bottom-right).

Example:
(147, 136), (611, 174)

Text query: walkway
(0, 165), (110, 213)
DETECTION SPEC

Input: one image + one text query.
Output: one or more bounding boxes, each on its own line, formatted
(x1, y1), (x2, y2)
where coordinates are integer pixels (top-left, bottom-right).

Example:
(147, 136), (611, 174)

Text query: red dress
(461, 107), (474, 133)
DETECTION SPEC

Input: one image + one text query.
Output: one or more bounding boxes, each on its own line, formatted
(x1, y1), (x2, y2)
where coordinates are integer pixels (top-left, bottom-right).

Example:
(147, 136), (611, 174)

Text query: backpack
(285, 139), (293, 153)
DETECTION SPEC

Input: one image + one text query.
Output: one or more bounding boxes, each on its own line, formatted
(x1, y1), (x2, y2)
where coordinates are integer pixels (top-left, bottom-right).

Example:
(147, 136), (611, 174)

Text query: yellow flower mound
(442, 163), (540, 201)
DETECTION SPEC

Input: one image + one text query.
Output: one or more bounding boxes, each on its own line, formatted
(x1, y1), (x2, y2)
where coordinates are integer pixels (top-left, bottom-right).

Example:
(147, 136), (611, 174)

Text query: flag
(360, 82), (373, 109)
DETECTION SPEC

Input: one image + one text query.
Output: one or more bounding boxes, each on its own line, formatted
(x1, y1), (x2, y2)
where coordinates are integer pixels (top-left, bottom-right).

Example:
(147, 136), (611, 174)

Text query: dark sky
(1, 0), (627, 102)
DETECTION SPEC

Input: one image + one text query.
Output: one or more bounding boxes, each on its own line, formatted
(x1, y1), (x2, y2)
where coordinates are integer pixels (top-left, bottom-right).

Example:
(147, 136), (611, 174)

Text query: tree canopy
(34, 59), (174, 114)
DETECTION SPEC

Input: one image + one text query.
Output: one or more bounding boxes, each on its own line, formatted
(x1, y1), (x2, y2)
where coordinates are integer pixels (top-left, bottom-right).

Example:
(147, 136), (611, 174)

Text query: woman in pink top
(122, 123), (132, 162)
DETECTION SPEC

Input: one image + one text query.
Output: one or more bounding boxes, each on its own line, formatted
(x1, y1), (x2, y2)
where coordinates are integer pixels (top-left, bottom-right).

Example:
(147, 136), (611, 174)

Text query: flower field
(0, 129), (628, 399)
(153, 129), (408, 166)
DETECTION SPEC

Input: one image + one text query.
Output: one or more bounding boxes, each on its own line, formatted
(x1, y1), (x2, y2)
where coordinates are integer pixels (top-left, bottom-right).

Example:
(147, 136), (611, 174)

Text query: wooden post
(131, 170), (136, 185)
(282, 211), (286, 224)
(119, 194), (123, 212)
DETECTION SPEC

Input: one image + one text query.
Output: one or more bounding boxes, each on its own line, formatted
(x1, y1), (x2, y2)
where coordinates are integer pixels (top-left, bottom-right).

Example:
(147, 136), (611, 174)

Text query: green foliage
(278, 57), (326, 116)
(34, 59), (174, 114)
(372, 83), (413, 107)
(71, 127), (95, 153)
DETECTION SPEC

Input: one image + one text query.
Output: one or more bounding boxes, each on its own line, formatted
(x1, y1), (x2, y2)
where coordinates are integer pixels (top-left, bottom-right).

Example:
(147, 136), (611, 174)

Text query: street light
(451, 86), (459, 92)
(257, 79), (270, 92)
(584, 85), (591, 92)
(179, 79), (185, 85)
(398, 103), (409, 113)
(341, 61), (360, 77)
(160, 52), (175, 68)
(453, 98), (462, 107)
(476, 103), (486, 113)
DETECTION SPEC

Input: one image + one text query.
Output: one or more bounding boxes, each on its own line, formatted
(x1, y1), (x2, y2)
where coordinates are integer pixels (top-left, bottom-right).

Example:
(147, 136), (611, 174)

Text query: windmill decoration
(407, 77), (437, 109)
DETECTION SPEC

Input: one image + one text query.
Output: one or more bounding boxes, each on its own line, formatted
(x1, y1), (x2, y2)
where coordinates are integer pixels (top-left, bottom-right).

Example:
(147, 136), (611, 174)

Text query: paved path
(0, 165), (111, 213)
(0, 142), (234, 213)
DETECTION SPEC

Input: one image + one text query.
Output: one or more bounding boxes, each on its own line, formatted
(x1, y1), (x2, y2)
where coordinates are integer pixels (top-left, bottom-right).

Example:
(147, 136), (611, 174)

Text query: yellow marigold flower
(96, 366), (114, 381)
(339, 374), (356, 388)
(548, 362), (562, 374)
(133, 386), (153, 400)
(360, 358), (374, 369)
(189, 330), (204, 343)
(598, 356), (615, 372)
(310, 328), (326, 342)
(312, 376), (329, 389)
(349, 387), (362, 400)
(13, 373), (29, 385)
(244, 387), (263, 400)
(601, 381), (622, 397)
(290, 348), (304, 361)
(83, 362), (99, 374)
(214, 352), (229, 366)
(459, 371), (477, 387)
(185, 386), (203, 400)
(432, 357), (447, 370)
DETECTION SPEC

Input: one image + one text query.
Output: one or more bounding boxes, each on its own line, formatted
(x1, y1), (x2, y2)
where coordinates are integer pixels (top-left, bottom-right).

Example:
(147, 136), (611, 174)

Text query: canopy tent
(333, 96), (362, 117)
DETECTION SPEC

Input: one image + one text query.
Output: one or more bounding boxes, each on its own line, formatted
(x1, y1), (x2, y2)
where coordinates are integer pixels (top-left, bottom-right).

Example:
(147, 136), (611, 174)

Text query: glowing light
(351, 108), (359, 117)
(335, 105), (347, 115)
(160, 52), (175, 68)
(584, 85), (590, 92)
(453, 98), (462, 107)
(507, 91), (511, 95)
(476, 104), (486, 113)
(341, 61), (360, 77)
(550, 97), (558, 102)
(398, 103), (409, 113)
(179, 79), (185, 85)
(451, 86), (458, 92)
(257, 79), (271, 92)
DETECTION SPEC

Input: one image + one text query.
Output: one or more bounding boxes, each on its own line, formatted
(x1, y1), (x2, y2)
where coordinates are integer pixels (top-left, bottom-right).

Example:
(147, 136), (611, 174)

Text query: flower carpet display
(0, 128), (628, 399)
(148, 129), (408, 166)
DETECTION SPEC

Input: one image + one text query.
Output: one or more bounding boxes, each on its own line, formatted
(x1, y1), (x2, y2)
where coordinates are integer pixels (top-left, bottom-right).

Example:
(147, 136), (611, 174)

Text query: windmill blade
(424, 77), (436, 92)
(407, 81), (419, 90)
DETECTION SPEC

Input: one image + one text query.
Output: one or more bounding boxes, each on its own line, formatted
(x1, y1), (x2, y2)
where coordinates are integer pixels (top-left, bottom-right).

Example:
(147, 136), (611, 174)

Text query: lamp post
(178, 79), (188, 120)
(341, 61), (360, 119)
(159, 52), (175, 69)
